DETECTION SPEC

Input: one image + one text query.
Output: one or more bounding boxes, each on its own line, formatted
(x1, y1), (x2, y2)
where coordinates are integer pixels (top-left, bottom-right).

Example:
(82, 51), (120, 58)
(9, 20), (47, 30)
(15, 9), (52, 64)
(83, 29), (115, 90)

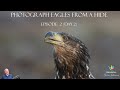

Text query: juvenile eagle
(45, 31), (94, 79)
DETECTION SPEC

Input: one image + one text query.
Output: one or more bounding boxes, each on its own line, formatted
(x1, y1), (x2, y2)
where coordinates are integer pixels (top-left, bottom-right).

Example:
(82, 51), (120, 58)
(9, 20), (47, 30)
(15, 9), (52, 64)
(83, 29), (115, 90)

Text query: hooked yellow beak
(45, 31), (64, 46)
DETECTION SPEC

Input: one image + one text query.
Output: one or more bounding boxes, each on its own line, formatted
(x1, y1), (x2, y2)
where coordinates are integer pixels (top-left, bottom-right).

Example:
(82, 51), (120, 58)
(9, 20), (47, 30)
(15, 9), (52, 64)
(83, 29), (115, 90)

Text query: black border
(0, 79), (119, 88)
(0, 0), (120, 11)
(0, 1), (119, 88)
(1, 7), (119, 11)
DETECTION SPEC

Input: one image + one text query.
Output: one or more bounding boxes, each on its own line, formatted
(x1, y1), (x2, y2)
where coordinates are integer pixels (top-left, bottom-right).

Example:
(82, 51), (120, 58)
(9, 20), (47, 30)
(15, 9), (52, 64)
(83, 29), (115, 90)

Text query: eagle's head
(45, 31), (94, 79)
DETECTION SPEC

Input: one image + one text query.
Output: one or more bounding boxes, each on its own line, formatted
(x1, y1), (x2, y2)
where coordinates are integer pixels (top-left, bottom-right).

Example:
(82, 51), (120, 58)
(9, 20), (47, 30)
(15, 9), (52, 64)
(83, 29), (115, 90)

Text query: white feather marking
(58, 58), (62, 64)
(80, 46), (83, 48)
(56, 71), (60, 79)
(68, 73), (70, 78)
(81, 43), (84, 45)
(62, 75), (65, 79)
(89, 72), (95, 79)
(86, 65), (89, 71)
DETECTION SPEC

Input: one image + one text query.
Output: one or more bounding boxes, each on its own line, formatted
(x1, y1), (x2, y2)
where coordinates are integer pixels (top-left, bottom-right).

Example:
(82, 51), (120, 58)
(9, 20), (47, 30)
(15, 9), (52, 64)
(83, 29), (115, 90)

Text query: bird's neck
(54, 46), (90, 79)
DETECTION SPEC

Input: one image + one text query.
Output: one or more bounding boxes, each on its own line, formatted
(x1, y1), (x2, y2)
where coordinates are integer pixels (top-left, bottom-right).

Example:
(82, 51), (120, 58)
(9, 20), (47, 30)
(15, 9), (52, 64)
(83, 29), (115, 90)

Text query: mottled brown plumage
(45, 31), (94, 79)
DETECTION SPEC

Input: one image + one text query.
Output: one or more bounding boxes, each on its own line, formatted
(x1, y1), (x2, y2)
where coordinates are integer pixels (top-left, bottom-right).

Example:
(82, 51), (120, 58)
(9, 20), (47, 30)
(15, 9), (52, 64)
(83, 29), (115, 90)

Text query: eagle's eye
(62, 36), (68, 41)
(60, 33), (69, 41)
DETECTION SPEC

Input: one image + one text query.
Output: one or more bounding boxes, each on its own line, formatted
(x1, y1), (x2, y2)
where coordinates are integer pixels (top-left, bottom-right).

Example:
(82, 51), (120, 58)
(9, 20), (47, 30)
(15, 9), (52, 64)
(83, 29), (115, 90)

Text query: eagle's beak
(45, 31), (64, 45)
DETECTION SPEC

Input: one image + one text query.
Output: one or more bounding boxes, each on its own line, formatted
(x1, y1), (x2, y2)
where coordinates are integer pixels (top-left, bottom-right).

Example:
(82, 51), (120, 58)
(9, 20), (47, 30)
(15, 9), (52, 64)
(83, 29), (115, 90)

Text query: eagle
(45, 31), (94, 79)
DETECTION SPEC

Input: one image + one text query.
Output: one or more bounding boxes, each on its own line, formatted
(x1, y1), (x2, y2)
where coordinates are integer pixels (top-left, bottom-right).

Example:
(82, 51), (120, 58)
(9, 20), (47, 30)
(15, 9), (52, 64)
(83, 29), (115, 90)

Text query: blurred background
(0, 11), (120, 79)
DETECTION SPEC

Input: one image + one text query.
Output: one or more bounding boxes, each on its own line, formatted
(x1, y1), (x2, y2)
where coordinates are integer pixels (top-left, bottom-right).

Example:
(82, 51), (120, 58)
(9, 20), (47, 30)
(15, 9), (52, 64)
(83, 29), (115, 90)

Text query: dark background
(0, 11), (120, 79)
